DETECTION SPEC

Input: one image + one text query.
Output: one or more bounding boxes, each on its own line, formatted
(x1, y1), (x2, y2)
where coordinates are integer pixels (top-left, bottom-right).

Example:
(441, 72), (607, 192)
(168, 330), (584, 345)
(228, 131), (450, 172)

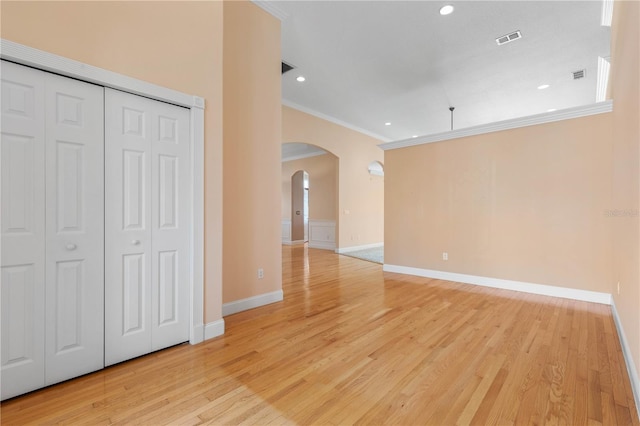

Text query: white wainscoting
(308, 219), (336, 250)
(281, 219), (291, 242)
(281, 219), (305, 246)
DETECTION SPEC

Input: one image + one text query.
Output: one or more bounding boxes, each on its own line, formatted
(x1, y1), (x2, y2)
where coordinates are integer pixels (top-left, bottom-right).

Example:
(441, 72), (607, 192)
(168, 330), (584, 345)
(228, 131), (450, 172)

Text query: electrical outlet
(257, 268), (264, 279)
(617, 281), (620, 295)
(442, 252), (448, 261)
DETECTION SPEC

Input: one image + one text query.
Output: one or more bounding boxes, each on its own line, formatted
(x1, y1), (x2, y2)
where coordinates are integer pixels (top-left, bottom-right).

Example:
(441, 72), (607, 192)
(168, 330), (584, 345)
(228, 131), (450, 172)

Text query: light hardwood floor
(2, 245), (639, 425)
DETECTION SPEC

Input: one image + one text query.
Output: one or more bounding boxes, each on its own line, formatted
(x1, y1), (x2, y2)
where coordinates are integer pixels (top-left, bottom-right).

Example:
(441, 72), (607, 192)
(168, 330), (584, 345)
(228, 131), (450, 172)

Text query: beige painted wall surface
(385, 113), (614, 294)
(282, 154), (338, 222)
(283, 106), (384, 248)
(222, 1), (282, 304)
(610, 0), (640, 391)
(0, 1), (224, 323)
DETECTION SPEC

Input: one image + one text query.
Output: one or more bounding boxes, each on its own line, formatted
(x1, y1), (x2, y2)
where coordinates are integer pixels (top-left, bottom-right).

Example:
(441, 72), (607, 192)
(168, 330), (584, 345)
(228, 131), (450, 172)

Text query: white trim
(380, 101), (614, 151)
(309, 242), (336, 250)
(281, 219), (291, 242)
(308, 219), (336, 251)
(382, 264), (612, 305)
(282, 150), (327, 163)
(596, 56), (611, 103)
(251, 0), (289, 21)
(336, 242), (384, 254)
(204, 319), (226, 341)
(222, 290), (284, 317)
(189, 102), (206, 344)
(1, 39), (208, 344)
(601, 0), (614, 26)
(283, 99), (390, 143)
(282, 240), (306, 246)
(611, 301), (640, 419)
(0, 40), (203, 109)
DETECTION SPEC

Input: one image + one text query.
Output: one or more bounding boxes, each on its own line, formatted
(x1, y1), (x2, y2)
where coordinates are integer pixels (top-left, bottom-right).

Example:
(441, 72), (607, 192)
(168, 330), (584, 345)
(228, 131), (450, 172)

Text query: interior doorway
(291, 170), (309, 242)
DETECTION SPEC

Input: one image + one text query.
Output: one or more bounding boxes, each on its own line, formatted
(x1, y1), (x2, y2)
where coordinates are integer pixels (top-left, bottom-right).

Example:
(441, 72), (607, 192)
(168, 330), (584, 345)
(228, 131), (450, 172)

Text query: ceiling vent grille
(496, 30), (522, 46)
(572, 69), (586, 80)
(281, 61), (295, 74)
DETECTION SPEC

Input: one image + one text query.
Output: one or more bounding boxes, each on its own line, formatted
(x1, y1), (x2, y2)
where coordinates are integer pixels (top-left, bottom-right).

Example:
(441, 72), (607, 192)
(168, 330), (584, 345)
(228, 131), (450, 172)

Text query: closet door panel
(105, 88), (153, 366)
(44, 73), (104, 384)
(151, 102), (190, 351)
(105, 88), (190, 365)
(0, 61), (46, 400)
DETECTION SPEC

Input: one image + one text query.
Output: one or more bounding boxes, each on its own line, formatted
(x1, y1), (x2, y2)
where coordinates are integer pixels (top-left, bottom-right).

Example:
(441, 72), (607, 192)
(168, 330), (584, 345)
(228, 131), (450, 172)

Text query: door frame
(1, 39), (208, 344)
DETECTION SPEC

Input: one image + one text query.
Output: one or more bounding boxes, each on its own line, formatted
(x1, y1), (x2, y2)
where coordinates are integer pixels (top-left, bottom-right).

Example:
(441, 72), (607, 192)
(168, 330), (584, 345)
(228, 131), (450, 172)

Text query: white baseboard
(222, 290), (284, 317)
(204, 319), (225, 341)
(309, 241), (335, 250)
(190, 324), (205, 344)
(611, 301), (640, 419)
(382, 264), (612, 305)
(282, 240), (305, 246)
(336, 242), (383, 254)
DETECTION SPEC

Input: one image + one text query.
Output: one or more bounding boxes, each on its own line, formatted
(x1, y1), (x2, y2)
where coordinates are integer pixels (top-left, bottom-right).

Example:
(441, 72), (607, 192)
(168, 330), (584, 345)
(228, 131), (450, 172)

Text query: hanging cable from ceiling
(449, 106), (455, 131)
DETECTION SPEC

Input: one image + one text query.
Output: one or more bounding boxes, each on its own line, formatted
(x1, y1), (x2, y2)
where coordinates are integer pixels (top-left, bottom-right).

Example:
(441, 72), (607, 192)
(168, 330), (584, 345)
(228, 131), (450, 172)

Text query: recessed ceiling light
(439, 5), (454, 15)
(385, 122), (391, 126)
(537, 84), (550, 90)
(412, 135), (418, 138)
(547, 108), (557, 112)
(296, 76), (306, 82)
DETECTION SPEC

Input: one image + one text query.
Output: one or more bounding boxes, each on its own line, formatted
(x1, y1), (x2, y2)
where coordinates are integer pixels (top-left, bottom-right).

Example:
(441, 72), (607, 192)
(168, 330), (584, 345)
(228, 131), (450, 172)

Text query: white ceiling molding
(251, 1), (289, 21)
(380, 101), (613, 151)
(596, 56), (611, 102)
(601, 0), (614, 26)
(282, 99), (390, 143)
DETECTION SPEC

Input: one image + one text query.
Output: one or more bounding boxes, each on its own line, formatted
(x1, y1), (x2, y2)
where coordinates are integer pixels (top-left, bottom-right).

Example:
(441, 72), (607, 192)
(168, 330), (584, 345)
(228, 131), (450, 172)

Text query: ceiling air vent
(572, 69), (586, 80)
(281, 61), (295, 75)
(496, 30), (522, 46)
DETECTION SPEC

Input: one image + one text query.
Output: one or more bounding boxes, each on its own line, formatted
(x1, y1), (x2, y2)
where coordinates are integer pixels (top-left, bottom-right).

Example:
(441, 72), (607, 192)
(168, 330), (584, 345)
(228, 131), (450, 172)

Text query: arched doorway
(281, 143), (338, 249)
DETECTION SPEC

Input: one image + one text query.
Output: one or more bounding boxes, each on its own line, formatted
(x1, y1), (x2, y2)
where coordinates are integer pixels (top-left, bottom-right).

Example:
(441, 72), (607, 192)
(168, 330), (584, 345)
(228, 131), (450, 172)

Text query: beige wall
(0, 1), (224, 323)
(385, 113), (614, 293)
(610, 0), (640, 391)
(282, 154), (338, 222)
(384, 0), (640, 394)
(282, 106), (384, 248)
(222, 1), (282, 303)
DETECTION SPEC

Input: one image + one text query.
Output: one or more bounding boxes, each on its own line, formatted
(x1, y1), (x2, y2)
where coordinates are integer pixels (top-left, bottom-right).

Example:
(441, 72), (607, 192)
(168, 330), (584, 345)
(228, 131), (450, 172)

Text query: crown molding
(282, 99), (390, 143)
(597, 56), (611, 102)
(380, 101), (613, 151)
(601, 0), (614, 26)
(251, 0), (289, 21)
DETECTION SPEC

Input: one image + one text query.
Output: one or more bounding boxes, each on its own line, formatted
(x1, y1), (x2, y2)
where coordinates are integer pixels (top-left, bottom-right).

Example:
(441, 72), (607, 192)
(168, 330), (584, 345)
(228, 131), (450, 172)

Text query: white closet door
(105, 89), (190, 366)
(150, 98), (190, 351)
(44, 73), (104, 384)
(1, 61), (47, 400)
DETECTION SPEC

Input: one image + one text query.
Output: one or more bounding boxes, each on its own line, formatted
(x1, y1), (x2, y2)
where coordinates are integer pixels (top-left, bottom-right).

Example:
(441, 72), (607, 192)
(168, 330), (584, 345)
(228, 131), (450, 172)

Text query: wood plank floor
(2, 245), (638, 425)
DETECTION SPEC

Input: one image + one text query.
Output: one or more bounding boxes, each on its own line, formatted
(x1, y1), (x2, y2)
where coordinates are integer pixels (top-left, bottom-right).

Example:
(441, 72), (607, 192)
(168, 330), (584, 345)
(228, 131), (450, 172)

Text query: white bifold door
(104, 88), (190, 366)
(1, 61), (104, 400)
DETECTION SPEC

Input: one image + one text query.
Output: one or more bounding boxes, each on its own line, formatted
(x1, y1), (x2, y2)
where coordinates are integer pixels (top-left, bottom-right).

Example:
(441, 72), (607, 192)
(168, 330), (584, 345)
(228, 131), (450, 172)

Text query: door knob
(66, 244), (77, 250)
(132, 240), (141, 245)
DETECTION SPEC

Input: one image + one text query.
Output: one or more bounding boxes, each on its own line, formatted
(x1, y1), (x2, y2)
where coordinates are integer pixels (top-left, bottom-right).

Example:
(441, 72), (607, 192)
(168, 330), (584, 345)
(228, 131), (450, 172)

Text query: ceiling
(274, 0), (611, 144)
